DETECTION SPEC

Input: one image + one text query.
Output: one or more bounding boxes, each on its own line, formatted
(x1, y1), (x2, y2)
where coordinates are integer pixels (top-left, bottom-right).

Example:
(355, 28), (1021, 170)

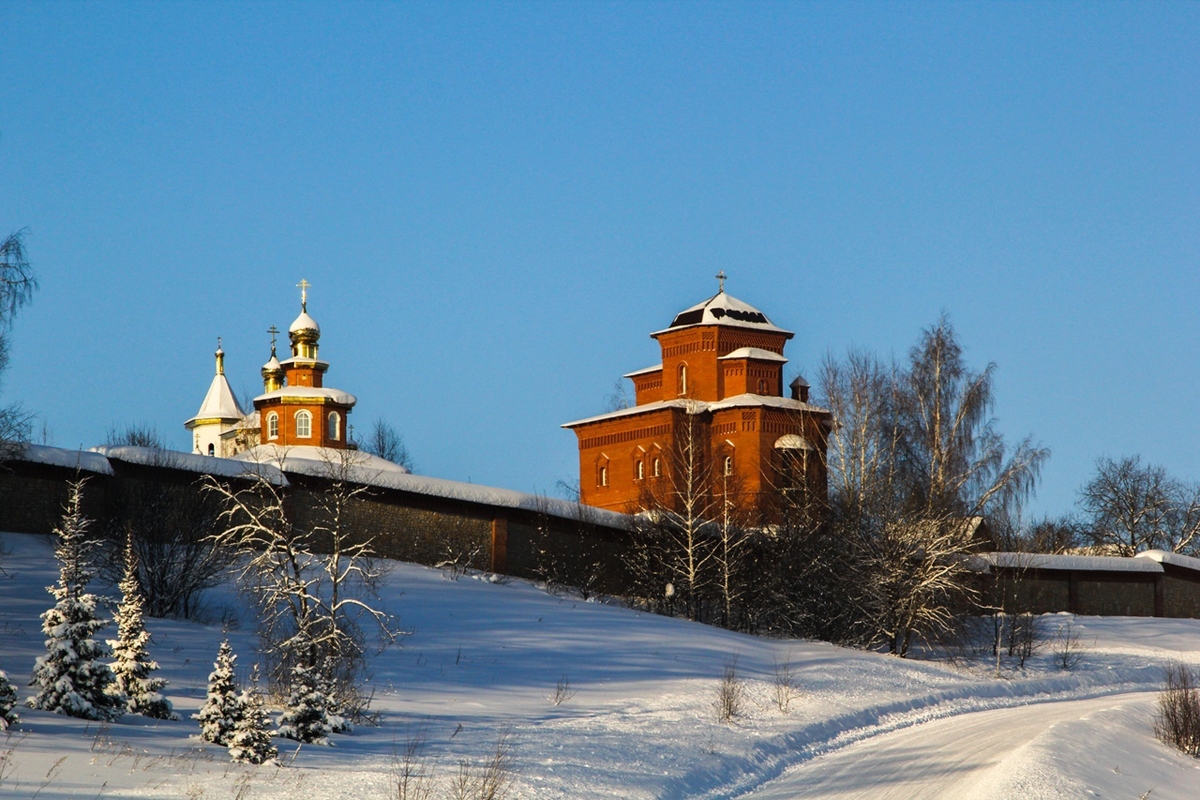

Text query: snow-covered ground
(2, 529), (1200, 798)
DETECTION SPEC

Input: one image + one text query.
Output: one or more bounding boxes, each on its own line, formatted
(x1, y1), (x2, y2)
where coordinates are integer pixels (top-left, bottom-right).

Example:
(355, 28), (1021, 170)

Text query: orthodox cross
(216, 336), (223, 350)
(297, 278), (311, 310)
(267, 325), (279, 354)
(716, 270), (727, 293)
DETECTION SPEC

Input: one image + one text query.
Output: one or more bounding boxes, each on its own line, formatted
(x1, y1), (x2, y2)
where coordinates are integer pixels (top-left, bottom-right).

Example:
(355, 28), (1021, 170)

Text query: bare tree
(0, 229), (37, 460)
(632, 402), (719, 621)
(1079, 456), (1173, 555)
(362, 418), (414, 471)
(204, 448), (399, 696)
(99, 427), (233, 618)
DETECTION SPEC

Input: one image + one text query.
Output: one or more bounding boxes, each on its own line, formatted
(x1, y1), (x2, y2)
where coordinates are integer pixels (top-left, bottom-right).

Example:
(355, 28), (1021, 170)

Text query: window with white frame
(267, 412), (279, 439)
(328, 412), (340, 440)
(295, 410), (312, 438)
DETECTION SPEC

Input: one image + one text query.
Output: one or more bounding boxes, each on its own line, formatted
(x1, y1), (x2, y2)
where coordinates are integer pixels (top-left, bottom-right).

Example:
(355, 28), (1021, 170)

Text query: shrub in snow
(1155, 661), (1200, 757)
(108, 534), (178, 720)
(319, 659), (351, 734)
(228, 680), (277, 764)
(195, 640), (241, 745)
(276, 663), (331, 745)
(28, 479), (124, 721)
(0, 669), (18, 730)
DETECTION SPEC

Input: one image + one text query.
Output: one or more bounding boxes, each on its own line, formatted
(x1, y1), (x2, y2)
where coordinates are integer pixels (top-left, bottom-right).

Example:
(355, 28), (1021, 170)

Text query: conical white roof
(186, 371), (244, 426)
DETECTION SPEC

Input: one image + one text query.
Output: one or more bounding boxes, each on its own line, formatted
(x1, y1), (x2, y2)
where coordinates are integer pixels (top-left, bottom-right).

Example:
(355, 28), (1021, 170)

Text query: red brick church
(563, 276), (831, 521)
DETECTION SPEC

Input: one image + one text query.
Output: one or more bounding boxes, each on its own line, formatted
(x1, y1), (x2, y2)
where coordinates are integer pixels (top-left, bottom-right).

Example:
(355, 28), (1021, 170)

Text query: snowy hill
(2, 530), (1200, 798)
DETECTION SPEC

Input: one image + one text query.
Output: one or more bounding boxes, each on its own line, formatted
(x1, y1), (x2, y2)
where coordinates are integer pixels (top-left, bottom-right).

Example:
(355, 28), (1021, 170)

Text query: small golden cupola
(261, 325), (285, 393)
(289, 278), (321, 360)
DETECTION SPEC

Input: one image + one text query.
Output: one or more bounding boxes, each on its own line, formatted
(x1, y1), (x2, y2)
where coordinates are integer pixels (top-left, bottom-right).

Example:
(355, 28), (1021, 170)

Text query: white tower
(184, 341), (245, 456)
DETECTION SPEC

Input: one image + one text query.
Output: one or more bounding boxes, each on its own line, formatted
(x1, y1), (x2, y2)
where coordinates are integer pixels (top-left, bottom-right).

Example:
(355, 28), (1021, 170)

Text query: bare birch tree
(0, 229), (37, 460)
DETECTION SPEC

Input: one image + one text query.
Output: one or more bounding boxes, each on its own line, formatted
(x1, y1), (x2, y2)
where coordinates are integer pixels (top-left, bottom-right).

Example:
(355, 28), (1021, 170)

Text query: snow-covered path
(747, 691), (1200, 799)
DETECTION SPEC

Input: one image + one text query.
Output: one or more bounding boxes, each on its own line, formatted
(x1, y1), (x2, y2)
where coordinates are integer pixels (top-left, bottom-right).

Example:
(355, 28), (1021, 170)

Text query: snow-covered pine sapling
(195, 640), (241, 745)
(319, 659), (351, 734)
(276, 663), (331, 745)
(28, 478), (124, 721)
(0, 668), (18, 730)
(227, 667), (277, 765)
(108, 532), (177, 720)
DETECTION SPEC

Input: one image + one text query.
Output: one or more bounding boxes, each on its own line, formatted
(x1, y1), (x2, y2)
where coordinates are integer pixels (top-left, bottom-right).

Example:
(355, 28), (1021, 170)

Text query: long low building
(975, 550), (1200, 618)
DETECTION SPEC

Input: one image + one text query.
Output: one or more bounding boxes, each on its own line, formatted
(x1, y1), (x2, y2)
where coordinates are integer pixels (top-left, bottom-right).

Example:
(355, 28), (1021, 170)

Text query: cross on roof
(716, 270), (727, 293)
(267, 325), (279, 352)
(297, 278), (311, 310)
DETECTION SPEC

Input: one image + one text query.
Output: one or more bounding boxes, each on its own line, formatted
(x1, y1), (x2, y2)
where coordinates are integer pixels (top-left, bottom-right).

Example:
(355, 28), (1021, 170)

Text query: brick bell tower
(563, 274), (831, 521)
(253, 280), (357, 449)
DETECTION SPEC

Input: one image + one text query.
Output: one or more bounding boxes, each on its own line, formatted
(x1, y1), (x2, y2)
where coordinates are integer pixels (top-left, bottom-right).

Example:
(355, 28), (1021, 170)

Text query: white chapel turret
(184, 339), (246, 456)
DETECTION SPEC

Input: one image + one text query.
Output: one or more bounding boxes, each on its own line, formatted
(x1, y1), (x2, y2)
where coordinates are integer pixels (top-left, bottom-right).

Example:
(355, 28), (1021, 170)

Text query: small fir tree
(195, 640), (240, 745)
(276, 663), (331, 744)
(320, 658), (351, 734)
(0, 668), (18, 730)
(227, 668), (277, 764)
(28, 479), (124, 720)
(108, 533), (177, 720)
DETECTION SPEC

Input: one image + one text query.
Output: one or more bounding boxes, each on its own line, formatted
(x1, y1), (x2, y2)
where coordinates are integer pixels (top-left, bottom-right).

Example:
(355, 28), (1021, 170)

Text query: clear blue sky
(1, 2), (1196, 517)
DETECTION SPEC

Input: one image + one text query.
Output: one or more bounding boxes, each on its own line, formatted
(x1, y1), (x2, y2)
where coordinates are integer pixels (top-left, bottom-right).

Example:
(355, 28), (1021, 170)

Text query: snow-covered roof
(623, 364), (663, 379)
(289, 310), (320, 335)
(253, 385), (357, 406)
(563, 394), (829, 429)
(1134, 550), (1200, 572)
(262, 353), (282, 372)
(91, 446), (287, 485)
(977, 552), (1165, 573)
(653, 291), (793, 337)
(719, 347), (788, 363)
(233, 445), (627, 527)
(13, 444), (114, 475)
(185, 372), (244, 426)
(774, 434), (814, 451)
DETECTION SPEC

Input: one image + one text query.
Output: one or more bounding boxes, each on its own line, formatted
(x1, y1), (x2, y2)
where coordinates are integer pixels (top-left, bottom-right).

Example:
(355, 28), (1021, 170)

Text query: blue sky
(1, 2), (1196, 517)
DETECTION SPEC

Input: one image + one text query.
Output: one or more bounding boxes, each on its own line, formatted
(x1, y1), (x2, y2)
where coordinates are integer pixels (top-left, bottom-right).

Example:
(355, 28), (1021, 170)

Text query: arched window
(636, 460), (644, 480)
(267, 412), (279, 439)
(758, 378), (766, 394)
(600, 466), (608, 487)
(328, 412), (340, 441)
(207, 443), (215, 456)
(724, 455), (734, 476)
(295, 410), (312, 438)
(653, 457), (661, 478)
(678, 363), (688, 396)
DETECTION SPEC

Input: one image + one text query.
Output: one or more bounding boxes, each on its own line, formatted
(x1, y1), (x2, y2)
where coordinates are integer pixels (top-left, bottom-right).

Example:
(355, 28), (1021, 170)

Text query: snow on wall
(1134, 549), (1200, 572)
(978, 552), (1166, 573)
(15, 444), (114, 475)
(89, 446), (288, 485)
(232, 445), (628, 527)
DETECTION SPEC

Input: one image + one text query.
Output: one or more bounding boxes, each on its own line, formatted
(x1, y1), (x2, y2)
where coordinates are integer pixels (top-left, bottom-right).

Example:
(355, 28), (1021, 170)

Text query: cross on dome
(297, 278), (311, 311)
(716, 270), (727, 293)
(267, 325), (279, 352)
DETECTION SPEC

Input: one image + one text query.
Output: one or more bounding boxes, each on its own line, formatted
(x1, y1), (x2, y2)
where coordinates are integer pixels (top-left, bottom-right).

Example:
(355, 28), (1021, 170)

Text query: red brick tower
(563, 275), (830, 520)
(253, 280), (356, 449)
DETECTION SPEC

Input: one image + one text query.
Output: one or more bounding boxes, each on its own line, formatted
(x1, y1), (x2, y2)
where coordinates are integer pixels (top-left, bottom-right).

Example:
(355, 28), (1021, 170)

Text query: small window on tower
(724, 455), (733, 476)
(636, 460), (644, 480)
(758, 378), (766, 394)
(653, 457), (661, 478)
(296, 410), (312, 438)
(328, 412), (340, 441)
(208, 443), (215, 457)
(267, 412), (279, 439)
(678, 363), (688, 396)
(600, 466), (608, 487)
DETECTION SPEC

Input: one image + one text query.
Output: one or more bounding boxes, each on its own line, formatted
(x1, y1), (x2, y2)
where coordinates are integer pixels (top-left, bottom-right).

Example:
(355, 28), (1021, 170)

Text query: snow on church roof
(653, 291), (793, 338)
(253, 385), (357, 406)
(185, 371), (244, 426)
(719, 347), (788, 363)
(562, 393), (829, 428)
(289, 310), (320, 334)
